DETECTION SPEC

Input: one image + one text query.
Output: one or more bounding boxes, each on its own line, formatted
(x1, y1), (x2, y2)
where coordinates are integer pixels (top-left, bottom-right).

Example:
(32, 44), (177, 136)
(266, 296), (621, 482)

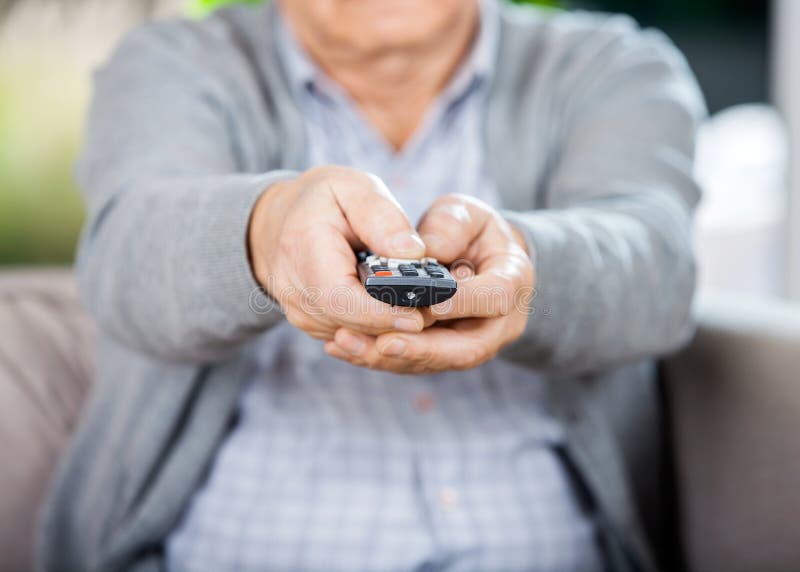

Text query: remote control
(357, 251), (457, 307)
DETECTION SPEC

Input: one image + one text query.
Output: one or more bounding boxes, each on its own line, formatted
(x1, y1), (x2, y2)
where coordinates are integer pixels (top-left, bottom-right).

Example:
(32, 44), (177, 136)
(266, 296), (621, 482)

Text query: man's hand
(324, 194), (535, 373)
(249, 166), (427, 340)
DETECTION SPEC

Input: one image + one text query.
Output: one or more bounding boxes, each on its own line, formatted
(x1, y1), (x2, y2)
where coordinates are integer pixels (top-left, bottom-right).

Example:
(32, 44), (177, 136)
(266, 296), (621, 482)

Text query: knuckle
(308, 164), (351, 180)
(305, 165), (370, 198)
(285, 308), (314, 332)
(300, 166), (335, 191)
(443, 192), (490, 213)
(364, 354), (387, 371)
(430, 202), (469, 224)
(421, 195), (467, 225)
(413, 345), (436, 367)
(340, 169), (379, 194)
(353, 169), (380, 188)
(439, 192), (470, 206)
(471, 344), (487, 367)
(458, 349), (481, 370)
(462, 341), (492, 370)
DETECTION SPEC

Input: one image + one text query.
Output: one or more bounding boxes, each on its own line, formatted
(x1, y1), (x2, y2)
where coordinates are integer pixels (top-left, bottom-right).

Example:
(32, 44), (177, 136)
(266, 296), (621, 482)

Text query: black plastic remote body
(357, 251), (457, 307)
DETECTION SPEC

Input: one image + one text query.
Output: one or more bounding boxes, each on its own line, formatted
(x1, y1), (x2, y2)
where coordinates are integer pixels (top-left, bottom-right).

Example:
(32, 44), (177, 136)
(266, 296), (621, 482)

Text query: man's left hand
(324, 194), (535, 374)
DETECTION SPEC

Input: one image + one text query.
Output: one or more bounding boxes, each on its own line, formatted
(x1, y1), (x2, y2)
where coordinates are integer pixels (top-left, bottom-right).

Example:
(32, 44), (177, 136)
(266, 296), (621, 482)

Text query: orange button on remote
(375, 271), (393, 277)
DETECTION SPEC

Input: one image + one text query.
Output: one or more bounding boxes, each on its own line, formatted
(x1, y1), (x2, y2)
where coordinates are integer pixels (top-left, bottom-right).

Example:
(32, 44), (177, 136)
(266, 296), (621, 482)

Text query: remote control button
(371, 265), (390, 273)
(398, 264), (417, 276)
(375, 271), (393, 277)
(428, 271), (445, 278)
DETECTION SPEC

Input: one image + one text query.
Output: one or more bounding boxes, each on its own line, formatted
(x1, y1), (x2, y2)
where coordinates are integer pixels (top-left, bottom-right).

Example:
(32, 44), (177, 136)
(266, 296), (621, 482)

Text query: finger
(424, 254), (531, 321)
(327, 169), (425, 259)
(327, 330), (420, 373)
(422, 310), (439, 329)
(421, 261), (476, 326)
(374, 320), (505, 371)
(306, 328), (336, 341)
(325, 339), (367, 366)
(417, 194), (491, 263)
(292, 229), (426, 336)
(326, 274), (426, 335)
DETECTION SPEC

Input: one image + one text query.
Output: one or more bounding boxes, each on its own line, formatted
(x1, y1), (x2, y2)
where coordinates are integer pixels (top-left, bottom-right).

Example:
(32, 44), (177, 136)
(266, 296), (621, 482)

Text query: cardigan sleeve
(76, 21), (297, 363)
(501, 17), (706, 374)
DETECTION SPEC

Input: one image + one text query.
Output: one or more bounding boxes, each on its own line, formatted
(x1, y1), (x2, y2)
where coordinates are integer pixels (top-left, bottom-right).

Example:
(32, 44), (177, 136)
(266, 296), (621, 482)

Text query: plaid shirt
(167, 2), (605, 570)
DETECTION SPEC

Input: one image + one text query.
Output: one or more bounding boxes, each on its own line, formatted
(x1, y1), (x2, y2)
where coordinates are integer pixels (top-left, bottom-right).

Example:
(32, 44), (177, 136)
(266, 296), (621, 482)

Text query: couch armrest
(0, 268), (94, 572)
(664, 293), (800, 572)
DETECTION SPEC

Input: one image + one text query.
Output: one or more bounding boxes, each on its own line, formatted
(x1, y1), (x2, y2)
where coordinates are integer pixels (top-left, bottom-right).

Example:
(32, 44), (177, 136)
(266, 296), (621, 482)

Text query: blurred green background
(0, 0), (769, 265)
(0, 48), (86, 264)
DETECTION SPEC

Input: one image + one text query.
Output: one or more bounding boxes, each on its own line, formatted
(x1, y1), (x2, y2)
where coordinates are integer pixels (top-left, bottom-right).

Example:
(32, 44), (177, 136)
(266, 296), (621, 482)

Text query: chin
(289, 0), (472, 52)
(346, 18), (445, 51)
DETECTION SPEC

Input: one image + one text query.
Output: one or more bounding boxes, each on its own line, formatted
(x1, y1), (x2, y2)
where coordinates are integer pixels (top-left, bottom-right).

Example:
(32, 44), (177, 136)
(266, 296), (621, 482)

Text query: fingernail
(421, 233), (445, 252)
(389, 232), (425, 255)
(394, 317), (420, 333)
(380, 338), (407, 357)
(338, 333), (365, 356)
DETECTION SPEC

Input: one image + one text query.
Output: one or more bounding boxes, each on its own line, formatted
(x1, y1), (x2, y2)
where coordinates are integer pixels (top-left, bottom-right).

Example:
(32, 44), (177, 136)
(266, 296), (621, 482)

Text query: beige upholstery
(0, 269), (94, 572)
(2, 269), (800, 572)
(664, 294), (800, 572)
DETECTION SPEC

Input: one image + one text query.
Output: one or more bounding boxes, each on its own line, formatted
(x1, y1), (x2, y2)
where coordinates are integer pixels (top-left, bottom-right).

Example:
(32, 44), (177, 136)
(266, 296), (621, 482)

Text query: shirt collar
(274, 6), (318, 98)
(274, 0), (499, 106)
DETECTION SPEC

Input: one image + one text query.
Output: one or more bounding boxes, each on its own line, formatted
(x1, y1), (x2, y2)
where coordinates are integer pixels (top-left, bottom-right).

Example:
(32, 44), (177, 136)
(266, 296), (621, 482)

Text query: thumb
(331, 171), (425, 259)
(417, 194), (489, 263)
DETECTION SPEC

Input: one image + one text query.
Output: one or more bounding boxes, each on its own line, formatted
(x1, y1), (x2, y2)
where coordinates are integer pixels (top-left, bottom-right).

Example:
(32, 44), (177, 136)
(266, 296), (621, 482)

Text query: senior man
(40, 0), (704, 570)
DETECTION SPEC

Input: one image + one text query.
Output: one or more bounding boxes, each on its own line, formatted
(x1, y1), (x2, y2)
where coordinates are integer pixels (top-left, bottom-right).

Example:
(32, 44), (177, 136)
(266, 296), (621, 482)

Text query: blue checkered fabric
(166, 3), (605, 570)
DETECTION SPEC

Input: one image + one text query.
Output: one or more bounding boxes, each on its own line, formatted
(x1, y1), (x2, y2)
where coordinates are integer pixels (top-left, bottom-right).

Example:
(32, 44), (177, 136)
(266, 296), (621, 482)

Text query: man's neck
(286, 4), (480, 150)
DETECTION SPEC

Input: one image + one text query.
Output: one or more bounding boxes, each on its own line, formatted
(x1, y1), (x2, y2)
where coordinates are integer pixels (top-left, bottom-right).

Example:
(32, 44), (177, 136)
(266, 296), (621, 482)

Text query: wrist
(248, 179), (295, 289)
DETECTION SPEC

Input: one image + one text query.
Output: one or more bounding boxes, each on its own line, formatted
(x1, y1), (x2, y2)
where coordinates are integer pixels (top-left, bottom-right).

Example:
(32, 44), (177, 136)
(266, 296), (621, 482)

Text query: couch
(1, 269), (799, 572)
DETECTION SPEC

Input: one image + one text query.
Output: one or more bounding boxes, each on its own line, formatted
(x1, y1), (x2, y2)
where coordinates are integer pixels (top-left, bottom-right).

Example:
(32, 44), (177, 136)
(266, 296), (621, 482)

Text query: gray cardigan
(39, 3), (704, 571)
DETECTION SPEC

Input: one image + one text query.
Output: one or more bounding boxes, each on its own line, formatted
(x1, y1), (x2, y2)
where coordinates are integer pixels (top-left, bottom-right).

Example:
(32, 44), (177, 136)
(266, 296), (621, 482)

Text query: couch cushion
(0, 269), (94, 572)
(665, 294), (800, 572)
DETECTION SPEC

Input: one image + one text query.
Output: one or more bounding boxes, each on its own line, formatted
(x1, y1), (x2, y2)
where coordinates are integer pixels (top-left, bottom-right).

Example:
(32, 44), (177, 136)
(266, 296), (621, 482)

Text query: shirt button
(439, 487), (460, 510)
(414, 393), (435, 412)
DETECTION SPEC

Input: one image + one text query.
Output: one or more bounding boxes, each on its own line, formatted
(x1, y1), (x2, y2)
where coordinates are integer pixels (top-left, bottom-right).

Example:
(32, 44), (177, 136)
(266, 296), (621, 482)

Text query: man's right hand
(248, 166), (427, 341)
